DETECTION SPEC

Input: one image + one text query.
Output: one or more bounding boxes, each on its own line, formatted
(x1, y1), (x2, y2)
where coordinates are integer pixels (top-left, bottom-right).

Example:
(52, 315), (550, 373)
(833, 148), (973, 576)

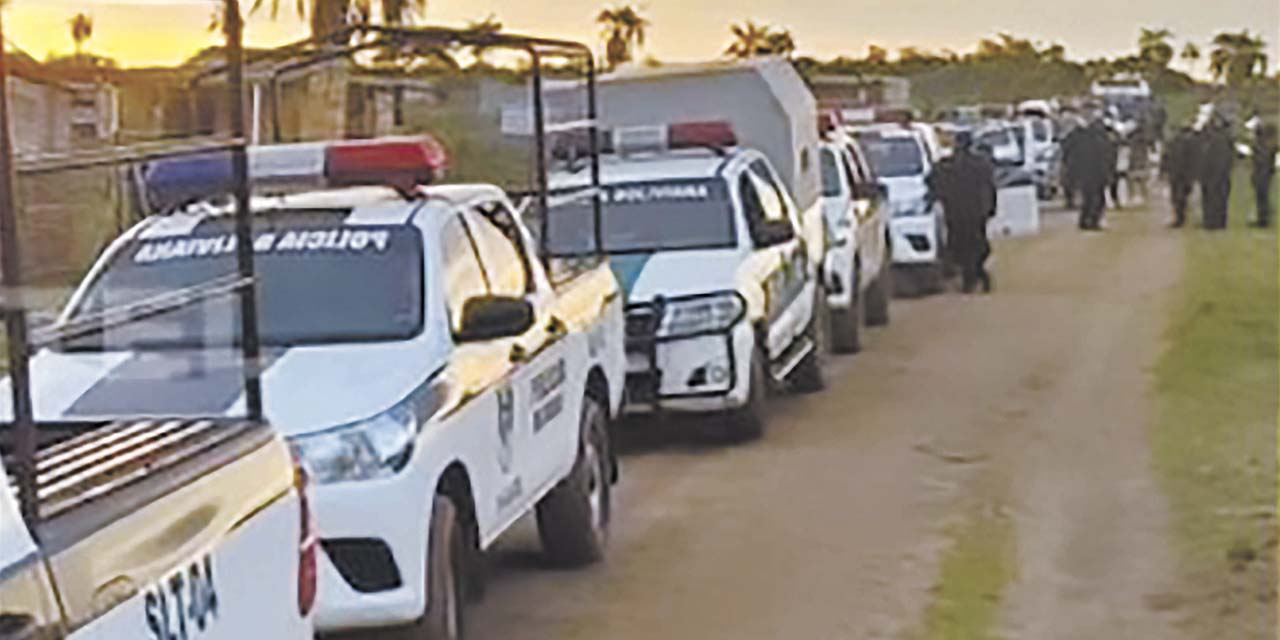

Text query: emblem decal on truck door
(496, 385), (515, 473)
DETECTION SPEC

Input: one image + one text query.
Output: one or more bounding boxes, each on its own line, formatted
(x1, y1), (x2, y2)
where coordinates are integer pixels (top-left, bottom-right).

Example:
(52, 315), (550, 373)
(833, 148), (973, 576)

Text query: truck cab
(9, 138), (626, 638)
(851, 125), (947, 294)
(817, 139), (892, 353)
(546, 122), (827, 440)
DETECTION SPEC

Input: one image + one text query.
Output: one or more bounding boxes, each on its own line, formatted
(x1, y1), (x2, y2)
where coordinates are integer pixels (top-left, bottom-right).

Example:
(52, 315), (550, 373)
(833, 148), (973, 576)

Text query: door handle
(509, 343), (529, 364)
(0, 613), (37, 640)
(546, 316), (568, 339)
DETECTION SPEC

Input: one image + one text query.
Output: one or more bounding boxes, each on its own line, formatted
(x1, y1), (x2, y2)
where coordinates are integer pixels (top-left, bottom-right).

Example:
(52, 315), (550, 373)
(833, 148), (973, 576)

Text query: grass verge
(1151, 166), (1277, 637)
(910, 505), (1017, 640)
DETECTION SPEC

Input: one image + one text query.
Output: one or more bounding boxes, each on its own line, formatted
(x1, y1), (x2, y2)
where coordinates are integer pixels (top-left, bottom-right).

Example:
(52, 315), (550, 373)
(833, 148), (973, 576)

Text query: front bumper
(622, 305), (754, 415)
(890, 215), (941, 264)
(309, 456), (435, 632)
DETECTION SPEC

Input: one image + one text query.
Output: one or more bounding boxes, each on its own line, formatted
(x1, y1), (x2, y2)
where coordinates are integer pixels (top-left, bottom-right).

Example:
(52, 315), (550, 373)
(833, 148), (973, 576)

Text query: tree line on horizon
(37, 1), (1276, 106)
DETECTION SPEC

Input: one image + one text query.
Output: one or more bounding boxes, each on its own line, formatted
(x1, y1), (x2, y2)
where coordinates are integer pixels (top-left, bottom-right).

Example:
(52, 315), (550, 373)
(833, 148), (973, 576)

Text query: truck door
(463, 204), (578, 512)
(0, 464), (62, 640)
(739, 171), (808, 360)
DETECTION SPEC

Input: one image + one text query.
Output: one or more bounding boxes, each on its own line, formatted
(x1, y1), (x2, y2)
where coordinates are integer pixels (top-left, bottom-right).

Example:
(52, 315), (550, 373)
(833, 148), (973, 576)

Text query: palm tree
(596, 5), (648, 70)
(69, 13), (93, 57)
(1209, 30), (1268, 86)
(724, 21), (769, 59)
(1137, 27), (1174, 71)
(1180, 42), (1201, 74)
(250, 0), (426, 39)
(766, 29), (796, 58)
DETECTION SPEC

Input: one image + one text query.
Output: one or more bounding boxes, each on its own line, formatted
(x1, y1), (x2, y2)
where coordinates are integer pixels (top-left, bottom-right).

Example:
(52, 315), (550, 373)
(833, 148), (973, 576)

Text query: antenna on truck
(0, 1), (266, 526)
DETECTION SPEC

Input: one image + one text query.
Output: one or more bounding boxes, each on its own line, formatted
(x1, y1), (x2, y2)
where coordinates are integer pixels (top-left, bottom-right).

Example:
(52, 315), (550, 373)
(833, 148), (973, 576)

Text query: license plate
(144, 553), (219, 640)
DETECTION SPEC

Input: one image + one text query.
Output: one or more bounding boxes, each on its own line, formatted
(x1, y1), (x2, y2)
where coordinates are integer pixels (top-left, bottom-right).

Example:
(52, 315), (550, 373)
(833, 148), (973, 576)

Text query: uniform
(1060, 126), (1084, 209)
(1074, 122), (1114, 230)
(1251, 125), (1277, 228)
(928, 145), (997, 293)
(1199, 123), (1235, 230)
(1161, 127), (1200, 227)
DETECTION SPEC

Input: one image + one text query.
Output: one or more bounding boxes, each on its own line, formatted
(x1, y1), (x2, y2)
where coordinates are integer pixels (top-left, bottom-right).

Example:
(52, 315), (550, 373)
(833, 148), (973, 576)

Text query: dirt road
(465, 205), (1190, 639)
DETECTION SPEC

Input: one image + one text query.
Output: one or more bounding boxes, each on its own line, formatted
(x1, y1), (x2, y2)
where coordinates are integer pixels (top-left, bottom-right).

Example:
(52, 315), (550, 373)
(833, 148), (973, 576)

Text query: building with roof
(810, 75), (911, 111)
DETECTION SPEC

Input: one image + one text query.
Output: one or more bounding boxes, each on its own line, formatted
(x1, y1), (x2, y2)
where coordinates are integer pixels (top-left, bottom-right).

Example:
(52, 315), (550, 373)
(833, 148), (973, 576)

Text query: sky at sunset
(5, 0), (1277, 71)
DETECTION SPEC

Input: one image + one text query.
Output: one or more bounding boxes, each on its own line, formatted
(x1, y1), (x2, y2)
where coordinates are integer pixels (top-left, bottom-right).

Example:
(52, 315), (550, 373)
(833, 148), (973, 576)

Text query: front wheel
(536, 396), (612, 566)
(830, 270), (864, 354)
(399, 496), (465, 640)
(864, 267), (891, 327)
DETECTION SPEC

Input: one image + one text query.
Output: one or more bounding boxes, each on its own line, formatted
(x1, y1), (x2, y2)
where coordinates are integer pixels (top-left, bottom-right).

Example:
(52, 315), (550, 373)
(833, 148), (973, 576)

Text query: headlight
(892, 201), (929, 218)
(655, 292), (746, 338)
(289, 401), (416, 485)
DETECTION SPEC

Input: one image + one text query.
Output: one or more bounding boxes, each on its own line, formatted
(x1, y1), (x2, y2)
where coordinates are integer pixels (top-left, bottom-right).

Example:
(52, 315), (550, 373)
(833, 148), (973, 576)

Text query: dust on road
(461, 204), (1191, 640)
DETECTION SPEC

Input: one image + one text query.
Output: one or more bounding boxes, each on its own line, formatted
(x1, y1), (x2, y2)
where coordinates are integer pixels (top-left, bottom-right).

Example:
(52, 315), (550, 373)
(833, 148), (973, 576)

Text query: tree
(766, 29), (796, 59)
(597, 5), (649, 70)
(250, 0), (426, 39)
(69, 13), (93, 57)
(865, 44), (887, 64)
(1209, 30), (1268, 86)
(724, 21), (770, 59)
(1180, 42), (1201, 74)
(1138, 27), (1175, 71)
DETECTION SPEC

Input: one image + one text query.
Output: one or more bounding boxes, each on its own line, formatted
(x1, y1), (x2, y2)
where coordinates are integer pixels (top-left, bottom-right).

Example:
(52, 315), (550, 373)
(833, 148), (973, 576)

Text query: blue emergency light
(142, 136), (449, 211)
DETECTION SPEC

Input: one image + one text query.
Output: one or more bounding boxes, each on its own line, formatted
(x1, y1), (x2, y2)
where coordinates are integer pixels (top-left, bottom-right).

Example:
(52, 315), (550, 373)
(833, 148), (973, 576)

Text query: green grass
(911, 507), (1017, 640)
(1151, 166), (1277, 633)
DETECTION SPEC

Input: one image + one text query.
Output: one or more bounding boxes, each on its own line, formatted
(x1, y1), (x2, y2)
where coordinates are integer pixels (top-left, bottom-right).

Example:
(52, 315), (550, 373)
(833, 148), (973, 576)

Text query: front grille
(322, 538), (403, 593)
(625, 372), (659, 405)
(906, 234), (932, 252)
(625, 306), (661, 339)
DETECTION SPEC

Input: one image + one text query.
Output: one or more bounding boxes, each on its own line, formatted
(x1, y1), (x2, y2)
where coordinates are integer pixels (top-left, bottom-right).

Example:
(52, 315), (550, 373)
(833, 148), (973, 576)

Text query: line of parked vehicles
(0, 27), (1068, 640)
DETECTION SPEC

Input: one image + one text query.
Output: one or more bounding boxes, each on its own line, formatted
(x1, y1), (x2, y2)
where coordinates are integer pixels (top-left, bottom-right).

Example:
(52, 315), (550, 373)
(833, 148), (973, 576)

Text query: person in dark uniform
(1059, 121), (1085, 209)
(1250, 123), (1277, 228)
(1161, 125), (1200, 228)
(927, 131), (997, 293)
(1074, 119), (1114, 231)
(1199, 117), (1235, 230)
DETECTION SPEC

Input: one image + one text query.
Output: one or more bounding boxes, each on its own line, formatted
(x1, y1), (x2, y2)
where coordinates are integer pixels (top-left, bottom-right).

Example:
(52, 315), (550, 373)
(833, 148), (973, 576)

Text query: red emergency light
(668, 121), (737, 150)
(325, 136), (449, 193)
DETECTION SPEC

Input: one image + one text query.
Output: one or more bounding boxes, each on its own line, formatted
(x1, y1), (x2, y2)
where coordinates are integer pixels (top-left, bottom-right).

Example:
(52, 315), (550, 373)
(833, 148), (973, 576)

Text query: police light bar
(143, 136), (448, 210)
(818, 110), (844, 137)
(610, 121), (738, 155)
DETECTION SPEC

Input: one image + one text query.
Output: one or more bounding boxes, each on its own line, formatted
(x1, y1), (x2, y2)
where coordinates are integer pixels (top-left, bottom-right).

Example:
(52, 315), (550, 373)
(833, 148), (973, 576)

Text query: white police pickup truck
(851, 125), (948, 294)
(546, 122), (827, 440)
(5, 138), (626, 639)
(0, 426), (316, 640)
(817, 140), (892, 353)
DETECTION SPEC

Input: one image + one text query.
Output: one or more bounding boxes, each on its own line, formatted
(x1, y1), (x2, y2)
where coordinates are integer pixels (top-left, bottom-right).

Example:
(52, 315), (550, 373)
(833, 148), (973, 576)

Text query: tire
(921, 262), (946, 295)
(830, 271), (864, 354)
(536, 396), (611, 566)
(402, 496), (465, 640)
(790, 289), (828, 393)
(723, 346), (768, 441)
(864, 268), (891, 327)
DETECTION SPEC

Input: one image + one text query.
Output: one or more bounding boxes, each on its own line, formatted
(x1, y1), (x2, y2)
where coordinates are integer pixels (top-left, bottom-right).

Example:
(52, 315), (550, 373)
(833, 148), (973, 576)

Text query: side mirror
(753, 220), (796, 248)
(455, 296), (534, 342)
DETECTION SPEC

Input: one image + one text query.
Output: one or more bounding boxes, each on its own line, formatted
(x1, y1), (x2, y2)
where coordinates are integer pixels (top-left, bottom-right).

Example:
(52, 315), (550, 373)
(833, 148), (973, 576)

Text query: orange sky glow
(5, 0), (1277, 70)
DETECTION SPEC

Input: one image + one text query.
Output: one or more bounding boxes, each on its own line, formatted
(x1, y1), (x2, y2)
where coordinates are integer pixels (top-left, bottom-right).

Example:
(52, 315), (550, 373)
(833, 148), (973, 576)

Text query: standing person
(1060, 119), (1084, 209)
(1199, 117), (1235, 230)
(1161, 125), (1200, 228)
(927, 131), (997, 293)
(1075, 119), (1113, 231)
(1128, 131), (1152, 204)
(1107, 124), (1126, 209)
(1250, 123), (1278, 228)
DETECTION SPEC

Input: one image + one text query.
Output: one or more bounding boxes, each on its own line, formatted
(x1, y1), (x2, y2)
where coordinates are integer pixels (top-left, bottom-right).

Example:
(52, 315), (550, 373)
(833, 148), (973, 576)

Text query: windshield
(858, 136), (924, 178)
(545, 179), (736, 254)
(819, 149), (844, 197)
(62, 213), (424, 351)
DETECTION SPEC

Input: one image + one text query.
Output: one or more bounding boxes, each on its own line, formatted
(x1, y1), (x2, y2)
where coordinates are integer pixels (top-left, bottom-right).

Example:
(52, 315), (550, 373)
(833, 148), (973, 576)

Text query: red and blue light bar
(143, 136), (449, 210)
(552, 120), (739, 161)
